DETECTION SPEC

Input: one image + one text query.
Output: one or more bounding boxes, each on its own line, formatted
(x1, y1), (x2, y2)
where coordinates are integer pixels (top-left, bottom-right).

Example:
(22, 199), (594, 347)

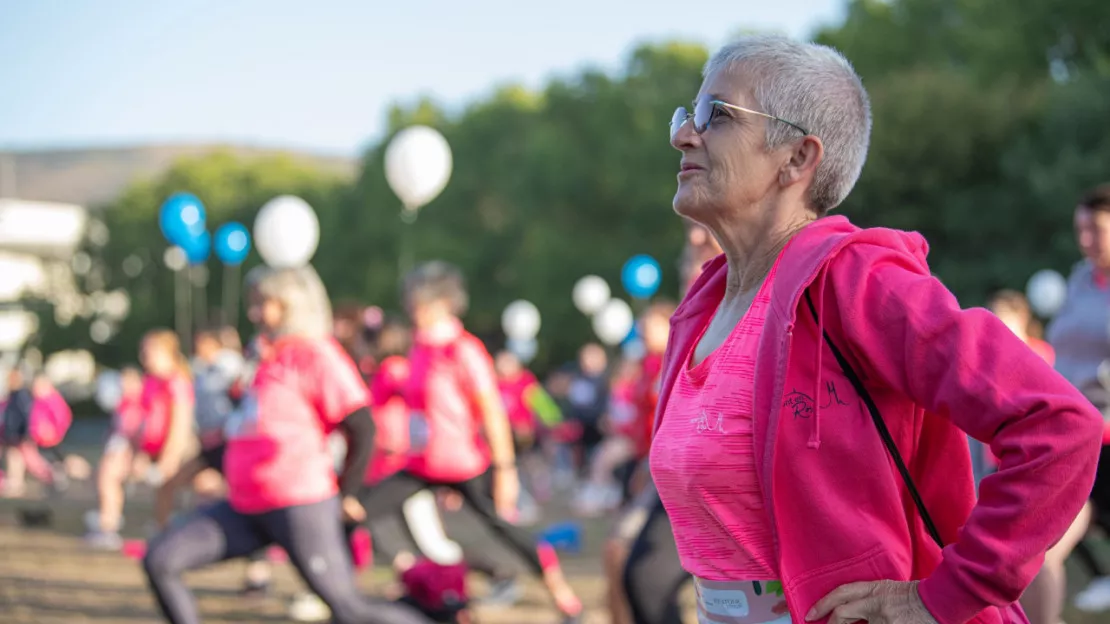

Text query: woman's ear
(780, 135), (824, 187)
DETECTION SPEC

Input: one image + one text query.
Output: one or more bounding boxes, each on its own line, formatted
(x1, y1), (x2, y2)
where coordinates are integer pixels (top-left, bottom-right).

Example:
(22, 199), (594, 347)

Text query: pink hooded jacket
(654, 216), (1103, 624)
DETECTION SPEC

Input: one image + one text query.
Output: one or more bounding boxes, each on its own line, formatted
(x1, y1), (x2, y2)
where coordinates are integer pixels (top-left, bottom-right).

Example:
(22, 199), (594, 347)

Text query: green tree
(45, 150), (347, 366)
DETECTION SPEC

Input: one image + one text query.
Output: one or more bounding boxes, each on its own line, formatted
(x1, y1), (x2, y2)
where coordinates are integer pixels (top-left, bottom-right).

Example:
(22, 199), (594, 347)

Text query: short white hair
(704, 34), (872, 213)
(254, 266), (333, 339)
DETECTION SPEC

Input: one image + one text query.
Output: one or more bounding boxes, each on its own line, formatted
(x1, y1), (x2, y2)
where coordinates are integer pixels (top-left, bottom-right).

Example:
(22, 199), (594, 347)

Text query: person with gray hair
(143, 266), (433, 624)
(649, 34), (1102, 624)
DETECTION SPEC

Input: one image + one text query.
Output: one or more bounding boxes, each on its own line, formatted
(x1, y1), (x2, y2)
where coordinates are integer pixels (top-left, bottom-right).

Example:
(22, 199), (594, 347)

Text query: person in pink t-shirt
(87, 331), (195, 550)
(652, 34), (1102, 624)
(358, 261), (583, 623)
(494, 350), (543, 450)
(1, 370), (66, 496)
(142, 266), (431, 624)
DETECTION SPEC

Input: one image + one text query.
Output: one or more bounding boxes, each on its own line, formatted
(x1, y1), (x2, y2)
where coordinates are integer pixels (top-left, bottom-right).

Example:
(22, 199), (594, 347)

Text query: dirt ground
(0, 490), (622, 624)
(0, 421), (1106, 623)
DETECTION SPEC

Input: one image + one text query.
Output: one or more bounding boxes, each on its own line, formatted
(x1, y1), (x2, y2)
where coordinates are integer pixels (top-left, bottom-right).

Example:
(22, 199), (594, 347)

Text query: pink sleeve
(312, 342), (370, 426)
(455, 338), (499, 400)
(827, 244), (1103, 624)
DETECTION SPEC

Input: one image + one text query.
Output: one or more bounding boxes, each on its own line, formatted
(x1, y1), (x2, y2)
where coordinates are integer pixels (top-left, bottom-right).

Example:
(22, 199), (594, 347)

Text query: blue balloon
(159, 193), (207, 247)
(621, 254), (662, 299)
(182, 230), (211, 265)
(621, 324), (640, 345)
(214, 222), (251, 265)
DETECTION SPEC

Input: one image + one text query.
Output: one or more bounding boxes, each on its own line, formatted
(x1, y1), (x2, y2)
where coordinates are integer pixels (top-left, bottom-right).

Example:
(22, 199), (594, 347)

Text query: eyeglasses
(670, 99), (809, 140)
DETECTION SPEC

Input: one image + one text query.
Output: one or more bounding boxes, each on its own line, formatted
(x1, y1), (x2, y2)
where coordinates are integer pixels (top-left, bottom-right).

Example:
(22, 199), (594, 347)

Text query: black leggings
(622, 498), (688, 624)
(1075, 444), (1110, 578)
(356, 495), (514, 581)
(1091, 444), (1110, 531)
(359, 470), (550, 577)
(194, 447), (268, 566)
(143, 497), (432, 624)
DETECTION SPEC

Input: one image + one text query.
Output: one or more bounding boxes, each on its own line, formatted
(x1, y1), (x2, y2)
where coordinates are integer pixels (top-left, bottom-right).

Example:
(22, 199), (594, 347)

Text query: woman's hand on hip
(806, 580), (937, 624)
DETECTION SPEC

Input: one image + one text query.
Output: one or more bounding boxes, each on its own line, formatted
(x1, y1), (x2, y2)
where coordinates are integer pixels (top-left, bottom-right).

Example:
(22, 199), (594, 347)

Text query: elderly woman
(143, 267), (430, 624)
(649, 34), (1103, 624)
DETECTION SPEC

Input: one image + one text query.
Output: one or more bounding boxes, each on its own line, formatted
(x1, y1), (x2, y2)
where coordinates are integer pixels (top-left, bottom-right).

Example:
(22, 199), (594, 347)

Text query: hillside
(0, 145), (358, 207)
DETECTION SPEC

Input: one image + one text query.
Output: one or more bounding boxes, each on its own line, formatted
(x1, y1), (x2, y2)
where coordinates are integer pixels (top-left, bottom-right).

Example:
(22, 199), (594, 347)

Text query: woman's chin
(673, 191), (711, 222)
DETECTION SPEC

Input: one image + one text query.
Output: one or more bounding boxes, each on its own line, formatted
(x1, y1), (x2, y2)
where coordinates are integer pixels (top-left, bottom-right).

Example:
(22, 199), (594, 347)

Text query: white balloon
(1026, 269), (1068, 318)
(253, 195), (320, 268)
(573, 275), (611, 315)
(163, 246), (187, 271)
(593, 298), (634, 346)
(506, 337), (539, 363)
(385, 126), (453, 211)
(502, 300), (541, 341)
(94, 370), (122, 413)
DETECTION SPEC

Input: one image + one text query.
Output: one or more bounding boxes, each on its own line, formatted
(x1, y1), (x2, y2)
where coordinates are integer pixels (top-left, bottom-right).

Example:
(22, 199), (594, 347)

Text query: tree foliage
(60, 0), (1110, 372)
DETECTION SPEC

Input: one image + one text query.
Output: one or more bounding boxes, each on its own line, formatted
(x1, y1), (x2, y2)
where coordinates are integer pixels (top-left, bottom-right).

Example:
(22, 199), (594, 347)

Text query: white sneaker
(599, 483), (623, 510)
(288, 592), (331, 622)
(573, 484), (607, 516)
(84, 510), (124, 533)
(1074, 575), (1110, 612)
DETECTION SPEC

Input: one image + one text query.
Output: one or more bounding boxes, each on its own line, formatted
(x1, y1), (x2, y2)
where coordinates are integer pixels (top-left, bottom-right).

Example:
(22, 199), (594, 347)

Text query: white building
(0, 198), (94, 393)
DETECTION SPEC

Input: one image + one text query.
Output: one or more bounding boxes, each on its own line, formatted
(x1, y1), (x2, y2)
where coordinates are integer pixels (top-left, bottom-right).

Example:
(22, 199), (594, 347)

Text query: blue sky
(0, 0), (843, 156)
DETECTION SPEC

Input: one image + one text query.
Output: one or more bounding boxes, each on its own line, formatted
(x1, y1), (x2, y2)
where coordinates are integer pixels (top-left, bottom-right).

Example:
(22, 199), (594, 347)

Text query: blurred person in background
(565, 342), (610, 477)
(190, 327), (244, 491)
(354, 322), (523, 613)
(652, 33), (1100, 624)
(493, 348), (546, 519)
(976, 291), (1055, 480)
(574, 357), (640, 516)
(989, 290), (1054, 363)
(543, 366), (579, 489)
(88, 330), (195, 549)
(357, 261), (583, 623)
(494, 350), (541, 462)
(0, 369), (69, 496)
(626, 300), (677, 497)
(612, 237), (712, 624)
(2, 368), (46, 496)
(154, 323), (274, 599)
(365, 318), (414, 489)
(143, 266), (429, 624)
(334, 302), (377, 380)
(96, 367), (145, 490)
(1030, 184), (1110, 620)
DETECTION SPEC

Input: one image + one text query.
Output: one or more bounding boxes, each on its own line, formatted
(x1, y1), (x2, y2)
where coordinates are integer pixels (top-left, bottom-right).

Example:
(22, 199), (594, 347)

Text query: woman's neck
(714, 209), (815, 301)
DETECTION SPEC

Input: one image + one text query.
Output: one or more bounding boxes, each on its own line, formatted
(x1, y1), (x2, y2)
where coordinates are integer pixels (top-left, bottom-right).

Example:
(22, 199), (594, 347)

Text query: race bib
(408, 410), (429, 452)
(694, 578), (790, 624)
(223, 394), (260, 440)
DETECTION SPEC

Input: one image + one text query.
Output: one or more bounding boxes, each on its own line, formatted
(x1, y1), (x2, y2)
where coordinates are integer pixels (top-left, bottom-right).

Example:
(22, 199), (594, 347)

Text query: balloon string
(398, 206), (418, 280)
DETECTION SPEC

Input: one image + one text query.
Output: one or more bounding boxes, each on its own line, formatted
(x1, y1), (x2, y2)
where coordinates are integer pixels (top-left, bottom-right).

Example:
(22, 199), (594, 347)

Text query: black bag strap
(804, 291), (945, 548)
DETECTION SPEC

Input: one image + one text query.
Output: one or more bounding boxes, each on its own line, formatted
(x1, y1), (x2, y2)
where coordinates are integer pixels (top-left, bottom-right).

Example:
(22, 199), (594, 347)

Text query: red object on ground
(350, 526), (372, 570)
(121, 539), (147, 560)
(400, 559), (469, 612)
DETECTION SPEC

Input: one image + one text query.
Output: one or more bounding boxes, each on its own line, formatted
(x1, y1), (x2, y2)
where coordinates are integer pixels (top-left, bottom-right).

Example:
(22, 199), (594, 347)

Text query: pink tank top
(651, 263), (787, 624)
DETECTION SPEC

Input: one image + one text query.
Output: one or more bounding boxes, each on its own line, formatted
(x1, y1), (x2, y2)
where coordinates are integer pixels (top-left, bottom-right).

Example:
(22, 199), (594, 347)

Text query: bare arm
(155, 454), (207, 528)
(479, 390), (516, 470)
(156, 399), (194, 478)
